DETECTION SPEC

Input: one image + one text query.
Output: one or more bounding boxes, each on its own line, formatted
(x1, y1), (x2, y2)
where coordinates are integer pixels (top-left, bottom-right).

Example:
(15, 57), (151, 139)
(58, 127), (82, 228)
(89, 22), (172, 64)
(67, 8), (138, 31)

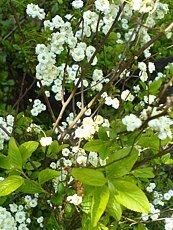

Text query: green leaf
(47, 213), (61, 230)
(161, 153), (173, 164)
(106, 147), (138, 178)
(71, 168), (107, 186)
(106, 194), (122, 221)
(84, 140), (110, 159)
(0, 175), (24, 196)
(38, 169), (60, 185)
(0, 155), (11, 169)
(18, 179), (45, 194)
(149, 78), (162, 95)
(112, 179), (150, 213)
(98, 127), (110, 141)
(137, 135), (159, 151)
(8, 137), (22, 169)
(19, 141), (39, 163)
(91, 185), (110, 227)
(132, 167), (155, 178)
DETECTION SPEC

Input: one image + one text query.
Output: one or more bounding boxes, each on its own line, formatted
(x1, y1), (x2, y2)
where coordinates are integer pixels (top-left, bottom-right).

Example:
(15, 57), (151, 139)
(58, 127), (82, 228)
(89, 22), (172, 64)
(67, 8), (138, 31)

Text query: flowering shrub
(0, 0), (173, 229)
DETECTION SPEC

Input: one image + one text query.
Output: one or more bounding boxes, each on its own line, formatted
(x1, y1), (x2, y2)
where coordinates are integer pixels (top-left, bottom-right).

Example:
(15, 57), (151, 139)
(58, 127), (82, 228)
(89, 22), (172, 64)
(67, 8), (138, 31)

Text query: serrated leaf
(106, 147), (138, 178)
(132, 167), (155, 178)
(84, 140), (110, 159)
(112, 179), (150, 213)
(106, 195), (122, 221)
(8, 137), (22, 169)
(19, 141), (39, 163)
(38, 169), (60, 184)
(0, 175), (24, 196)
(91, 185), (110, 227)
(71, 168), (107, 186)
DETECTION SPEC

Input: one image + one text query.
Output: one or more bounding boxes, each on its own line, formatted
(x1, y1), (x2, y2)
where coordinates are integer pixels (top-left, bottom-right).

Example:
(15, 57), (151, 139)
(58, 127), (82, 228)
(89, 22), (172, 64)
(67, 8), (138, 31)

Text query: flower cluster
(0, 206), (17, 229)
(122, 114), (142, 132)
(148, 115), (173, 140)
(30, 99), (46, 117)
(0, 115), (14, 150)
(26, 3), (45, 20)
(75, 115), (109, 139)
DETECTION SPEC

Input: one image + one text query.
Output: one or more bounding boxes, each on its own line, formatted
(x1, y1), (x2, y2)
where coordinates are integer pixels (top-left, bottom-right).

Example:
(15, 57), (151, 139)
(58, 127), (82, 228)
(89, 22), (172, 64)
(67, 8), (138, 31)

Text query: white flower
(94, 115), (104, 125)
(121, 90), (134, 102)
(18, 223), (29, 230)
(40, 137), (52, 147)
(141, 213), (149, 221)
(138, 62), (147, 72)
(164, 192), (172, 201)
(168, 189), (173, 196)
(72, 0), (84, 9)
(122, 114), (142, 132)
(26, 3), (45, 20)
(144, 95), (156, 104)
(105, 96), (113, 106)
(71, 47), (85, 62)
(95, 0), (110, 12)
(52, 15), (64, 29)
(112, 98), (120, 109)
(148, 62), (155, 73)
(140, 71), (148, 82)
(76, 155), (87, 166)
(24, 195), (32, 203)
(62, 148), (70, 157)
(29, 199), (38, 208)
(9, 203), (18, 213)
(15, 211), (26, 223)
(37, 216), (44, 223)
(67, 194), (82, 205)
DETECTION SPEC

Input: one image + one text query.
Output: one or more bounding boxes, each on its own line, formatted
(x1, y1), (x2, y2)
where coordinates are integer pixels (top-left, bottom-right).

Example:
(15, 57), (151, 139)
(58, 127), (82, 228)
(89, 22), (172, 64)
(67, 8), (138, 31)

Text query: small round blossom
(72, 0), (84, 9)
(67, 194), (82, 205)
(37, 216), (44, 224)
(29, 198), (38, 208)
(144, 95), (156, 104)
(40, 137), (52, 147)
(138, 62), (147, 72)
(95, 0), (110, 13)
(122, 114), (142, 132)
(71, 47), (85, 62)
(140, 71), (148, 82)
(164, 192), (172, 201)
(148, 62), (155, 73)
(121, 90), (134, 102)
(15, 211), (26, 224)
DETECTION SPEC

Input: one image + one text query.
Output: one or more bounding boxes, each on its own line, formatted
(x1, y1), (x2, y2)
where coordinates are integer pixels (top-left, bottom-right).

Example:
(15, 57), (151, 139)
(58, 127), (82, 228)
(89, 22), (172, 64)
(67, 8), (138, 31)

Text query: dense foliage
(0, 0), (173, 229)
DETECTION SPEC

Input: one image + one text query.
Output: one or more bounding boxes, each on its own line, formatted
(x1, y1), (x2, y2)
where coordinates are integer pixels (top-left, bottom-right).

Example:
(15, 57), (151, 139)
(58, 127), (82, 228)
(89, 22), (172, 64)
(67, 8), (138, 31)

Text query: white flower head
(40, 137), (52, 147)
(122, 114), (142, 131)
(72, 0), (84, 9)
(67, 194), (82, 205)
